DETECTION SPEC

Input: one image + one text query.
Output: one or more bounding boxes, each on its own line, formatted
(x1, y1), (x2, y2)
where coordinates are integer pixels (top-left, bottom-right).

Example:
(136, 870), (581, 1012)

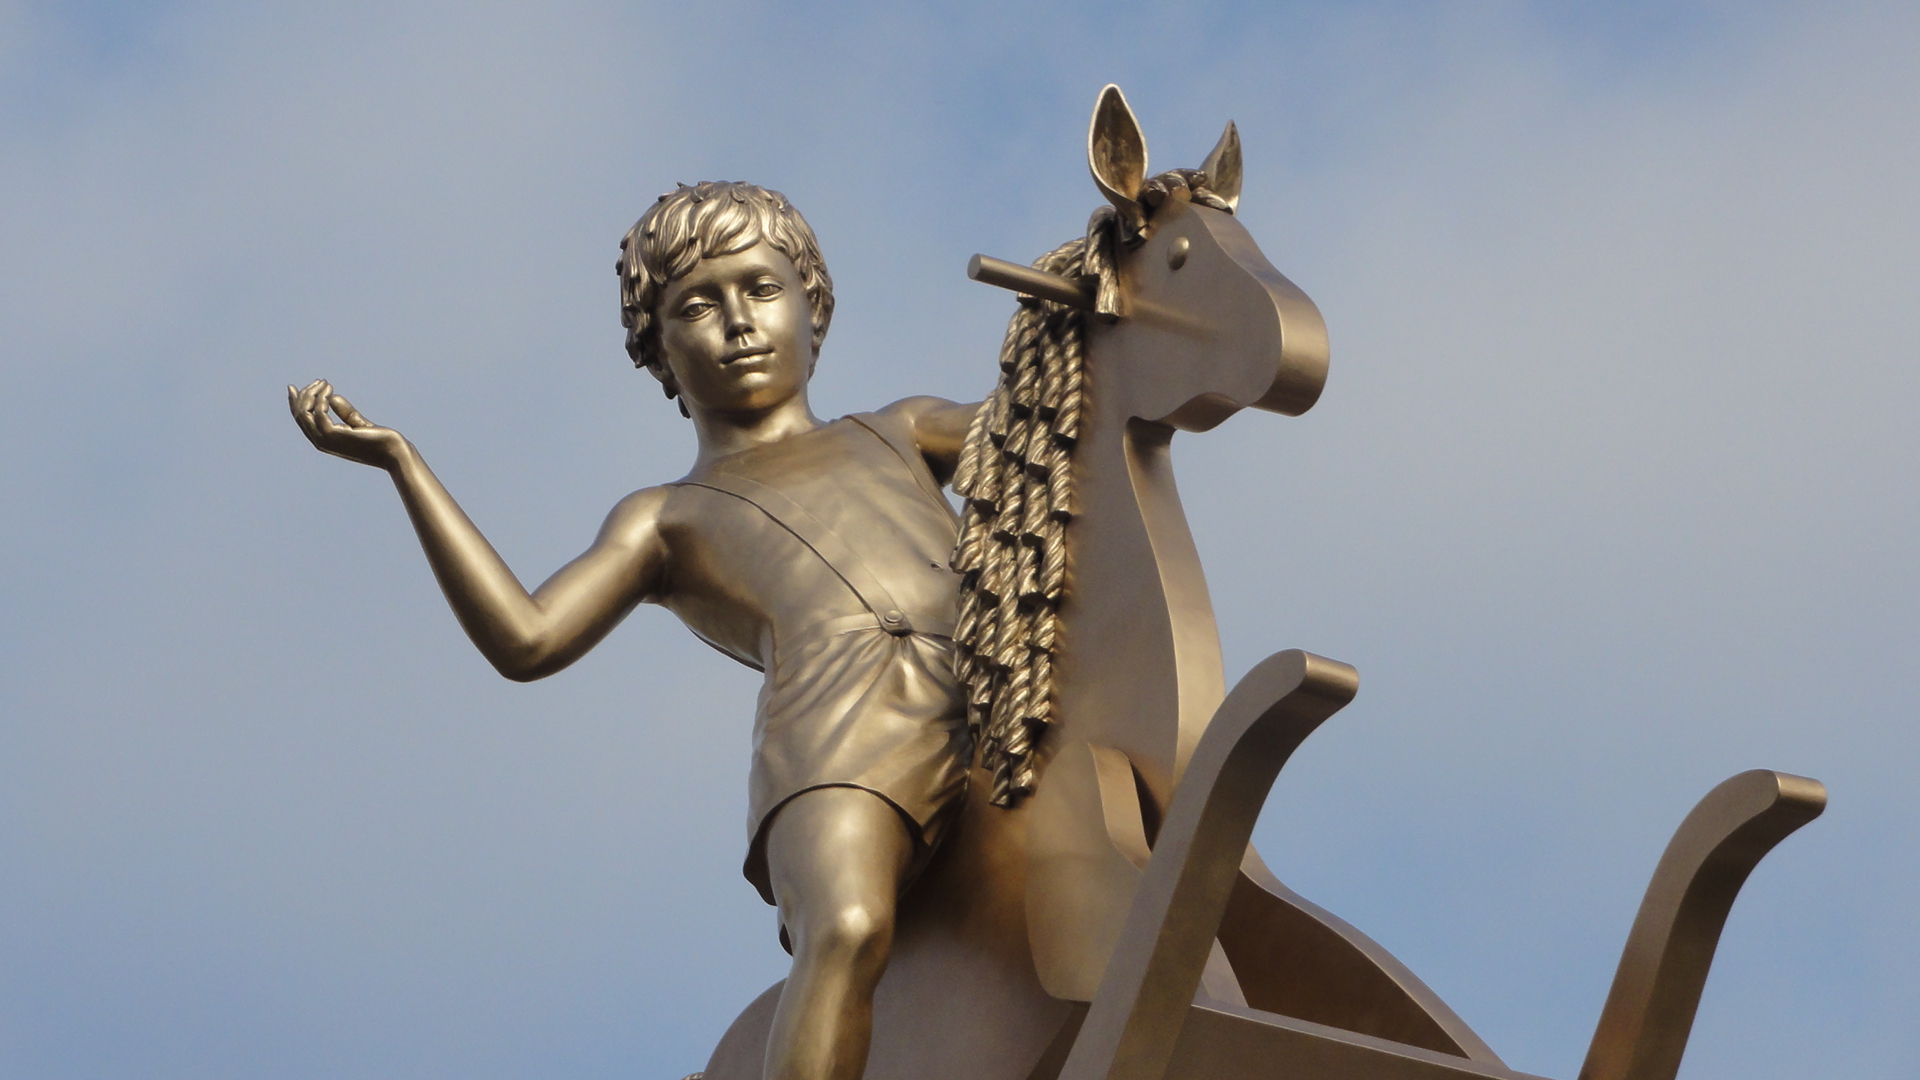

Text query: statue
(292, 176), (980, 1080)
(291, 86), (1828, 1080)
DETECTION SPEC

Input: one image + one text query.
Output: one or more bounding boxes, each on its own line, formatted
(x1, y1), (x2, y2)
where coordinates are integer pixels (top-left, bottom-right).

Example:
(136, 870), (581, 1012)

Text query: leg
(762, 786), (915, 1080)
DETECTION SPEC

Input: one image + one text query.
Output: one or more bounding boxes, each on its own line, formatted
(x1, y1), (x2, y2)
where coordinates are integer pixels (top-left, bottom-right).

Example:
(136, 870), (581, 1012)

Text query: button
(882, 609), (904, 624)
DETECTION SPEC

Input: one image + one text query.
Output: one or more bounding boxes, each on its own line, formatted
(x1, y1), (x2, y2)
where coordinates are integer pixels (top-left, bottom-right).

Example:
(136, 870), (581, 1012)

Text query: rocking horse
(697, 85), (1825, 1080)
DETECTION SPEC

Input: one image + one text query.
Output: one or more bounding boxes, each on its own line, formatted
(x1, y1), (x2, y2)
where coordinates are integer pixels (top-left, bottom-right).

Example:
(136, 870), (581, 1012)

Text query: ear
(1198, 120), (1241, 211)
(1088, 84), (1148, 229)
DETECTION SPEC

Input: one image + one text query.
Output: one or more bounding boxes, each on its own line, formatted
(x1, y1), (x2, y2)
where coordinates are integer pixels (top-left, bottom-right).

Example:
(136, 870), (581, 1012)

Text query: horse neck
(1051, 380), (1226, 813)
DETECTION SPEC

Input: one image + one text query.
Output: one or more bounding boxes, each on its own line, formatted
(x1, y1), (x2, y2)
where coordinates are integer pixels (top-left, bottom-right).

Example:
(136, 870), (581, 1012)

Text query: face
(653, 242), (815, 419)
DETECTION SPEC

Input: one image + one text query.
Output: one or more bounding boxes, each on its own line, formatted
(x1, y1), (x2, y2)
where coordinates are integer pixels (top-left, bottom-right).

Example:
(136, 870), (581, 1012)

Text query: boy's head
(618, 181), (834, 385)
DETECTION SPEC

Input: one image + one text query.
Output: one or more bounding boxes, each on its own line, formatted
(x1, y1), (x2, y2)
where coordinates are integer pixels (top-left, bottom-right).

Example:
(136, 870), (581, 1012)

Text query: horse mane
(952, 171), (1234, 807)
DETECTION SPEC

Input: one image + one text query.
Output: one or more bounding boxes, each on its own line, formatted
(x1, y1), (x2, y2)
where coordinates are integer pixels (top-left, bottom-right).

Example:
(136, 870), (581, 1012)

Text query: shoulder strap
(674, 470), (930, 637)
(848, 411), (960, 526)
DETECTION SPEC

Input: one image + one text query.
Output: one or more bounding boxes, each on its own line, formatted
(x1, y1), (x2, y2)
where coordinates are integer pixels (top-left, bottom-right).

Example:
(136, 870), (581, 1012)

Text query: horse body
(701, 87), (1823, 1080)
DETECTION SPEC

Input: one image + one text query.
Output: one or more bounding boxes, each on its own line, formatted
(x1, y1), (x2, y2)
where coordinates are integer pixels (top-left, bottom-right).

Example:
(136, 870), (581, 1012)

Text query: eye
(676, 298), (714, 319)
(748, 280), (784, 300)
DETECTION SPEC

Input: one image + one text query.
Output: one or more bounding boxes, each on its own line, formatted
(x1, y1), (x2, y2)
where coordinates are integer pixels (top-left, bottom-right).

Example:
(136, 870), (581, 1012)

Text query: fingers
(288, 379), (400, 469)
(288, 379), (345, 446)
(311, 380), (338, 432)
(329, 393), (373, 429)
(289, 380), (315, 421)
(289, 380), (322, 439)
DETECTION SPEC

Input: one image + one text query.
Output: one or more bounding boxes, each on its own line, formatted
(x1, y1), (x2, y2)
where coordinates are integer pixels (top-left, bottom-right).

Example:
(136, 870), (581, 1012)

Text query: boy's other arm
(886, 396), (982, 486)
(290, 380), (668, 682)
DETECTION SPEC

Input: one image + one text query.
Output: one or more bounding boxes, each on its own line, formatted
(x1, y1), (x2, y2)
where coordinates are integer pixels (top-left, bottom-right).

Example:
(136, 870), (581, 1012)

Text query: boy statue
(289, 181), (979, 1080)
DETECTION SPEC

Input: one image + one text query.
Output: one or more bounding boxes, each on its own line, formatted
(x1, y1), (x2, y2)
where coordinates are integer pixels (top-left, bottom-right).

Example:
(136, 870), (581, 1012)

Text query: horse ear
(1088, 84), (1148, 228)
(1199, 120), (1242, 211)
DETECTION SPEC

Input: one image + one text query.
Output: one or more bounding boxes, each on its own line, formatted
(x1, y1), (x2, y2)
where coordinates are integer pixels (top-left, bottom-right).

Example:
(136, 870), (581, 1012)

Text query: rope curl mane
(951, 170), (1234, 807)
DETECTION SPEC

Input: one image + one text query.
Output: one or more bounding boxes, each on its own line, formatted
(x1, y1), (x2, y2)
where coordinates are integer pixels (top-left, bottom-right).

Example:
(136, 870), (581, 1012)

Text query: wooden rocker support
(1050, 649), (1824, 1080)
(1058, 649), (1359, 1080)
(1578, 770), (1825, 1080)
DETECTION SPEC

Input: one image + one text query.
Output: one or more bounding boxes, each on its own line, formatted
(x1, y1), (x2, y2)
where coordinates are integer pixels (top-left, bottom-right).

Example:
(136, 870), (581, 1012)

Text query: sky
(1, 1), (1916, 1077)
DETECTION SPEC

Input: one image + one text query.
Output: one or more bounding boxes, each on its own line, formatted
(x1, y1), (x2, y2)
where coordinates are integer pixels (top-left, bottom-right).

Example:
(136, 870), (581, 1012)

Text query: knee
(792, 901), (894, 968)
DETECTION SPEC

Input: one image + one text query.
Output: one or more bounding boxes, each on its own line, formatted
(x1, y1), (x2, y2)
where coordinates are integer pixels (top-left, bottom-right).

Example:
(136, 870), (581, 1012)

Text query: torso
(652, 415), (961, 672)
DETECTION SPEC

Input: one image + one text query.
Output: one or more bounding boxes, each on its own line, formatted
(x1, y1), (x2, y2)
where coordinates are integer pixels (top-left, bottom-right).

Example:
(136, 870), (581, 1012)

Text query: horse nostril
(1167, 236), (1190, 271)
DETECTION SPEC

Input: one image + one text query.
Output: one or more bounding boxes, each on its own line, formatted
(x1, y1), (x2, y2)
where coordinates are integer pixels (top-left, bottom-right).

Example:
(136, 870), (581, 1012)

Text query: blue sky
(2, 1), (1915, 1077)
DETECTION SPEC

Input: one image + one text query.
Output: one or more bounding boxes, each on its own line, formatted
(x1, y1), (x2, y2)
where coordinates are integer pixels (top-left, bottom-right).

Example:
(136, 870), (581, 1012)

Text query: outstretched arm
(288, 380), (668, 682)
(887, 396), (982, 486)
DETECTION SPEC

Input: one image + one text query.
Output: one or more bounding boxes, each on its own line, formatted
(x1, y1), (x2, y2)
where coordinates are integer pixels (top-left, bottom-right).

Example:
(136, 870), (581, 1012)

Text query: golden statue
(291, 86), (1828, 1080)
(293, 176), (980, 1080)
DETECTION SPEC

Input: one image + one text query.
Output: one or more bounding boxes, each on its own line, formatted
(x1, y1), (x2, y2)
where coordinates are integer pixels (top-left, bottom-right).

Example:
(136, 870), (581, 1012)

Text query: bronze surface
(967, 254), (1097, 310)
(1578, 771), (1826, 1080)
(1026, 124), (1338, 1009)
(1166, 1003), (1551, 1080)
(291, 88), (1832, 1080)
(1220, 847), (1499, 1061)
(294, 182), (986, 1080)
(838, 86), (1826, 1080)
(1056, 650), (1359, 1080)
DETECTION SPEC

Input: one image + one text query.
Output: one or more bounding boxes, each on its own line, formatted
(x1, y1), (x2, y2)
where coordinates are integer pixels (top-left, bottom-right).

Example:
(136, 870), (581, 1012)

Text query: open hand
(288, 379), (407, 469)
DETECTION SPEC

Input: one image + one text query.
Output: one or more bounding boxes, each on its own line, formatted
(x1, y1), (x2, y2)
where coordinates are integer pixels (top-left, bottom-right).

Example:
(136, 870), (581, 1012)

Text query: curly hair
(617, 181), (835, 380)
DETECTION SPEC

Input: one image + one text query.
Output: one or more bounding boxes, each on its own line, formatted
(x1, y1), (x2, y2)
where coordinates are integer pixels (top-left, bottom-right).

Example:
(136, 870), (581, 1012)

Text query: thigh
(764, 786), (915, 930)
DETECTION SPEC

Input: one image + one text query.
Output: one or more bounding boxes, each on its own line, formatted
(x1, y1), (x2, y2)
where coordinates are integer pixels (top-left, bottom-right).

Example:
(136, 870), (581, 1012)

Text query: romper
(663, 412), (972, 905)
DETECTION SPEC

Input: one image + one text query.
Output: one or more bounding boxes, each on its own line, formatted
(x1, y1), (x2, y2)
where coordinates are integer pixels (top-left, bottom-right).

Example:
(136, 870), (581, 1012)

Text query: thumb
(329, 394), (374, 429)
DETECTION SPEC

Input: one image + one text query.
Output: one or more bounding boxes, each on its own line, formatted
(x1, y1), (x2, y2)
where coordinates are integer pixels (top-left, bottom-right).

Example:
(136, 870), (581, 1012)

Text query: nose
(724, 292), (756, 339)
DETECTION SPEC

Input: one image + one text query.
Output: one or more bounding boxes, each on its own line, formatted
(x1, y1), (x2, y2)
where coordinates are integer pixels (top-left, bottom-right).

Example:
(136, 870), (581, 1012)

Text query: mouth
(723, 345), (775, 364)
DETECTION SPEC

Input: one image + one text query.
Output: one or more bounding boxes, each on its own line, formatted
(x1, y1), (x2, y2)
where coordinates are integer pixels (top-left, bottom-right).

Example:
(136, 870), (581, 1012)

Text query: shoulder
(596, 485), (674, 547)
(875, 395), (978, 445)
(874, 397), (978, 480)
(875, 395), (963, 427)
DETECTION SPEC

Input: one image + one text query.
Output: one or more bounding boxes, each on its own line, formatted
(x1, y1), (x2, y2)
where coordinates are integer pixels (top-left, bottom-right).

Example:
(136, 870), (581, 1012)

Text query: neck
(687, 395), (824, 469)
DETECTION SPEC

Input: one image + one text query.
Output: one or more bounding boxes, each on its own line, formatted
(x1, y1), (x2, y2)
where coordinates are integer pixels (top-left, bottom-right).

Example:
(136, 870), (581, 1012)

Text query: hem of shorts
(742, 782), (930, 907)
